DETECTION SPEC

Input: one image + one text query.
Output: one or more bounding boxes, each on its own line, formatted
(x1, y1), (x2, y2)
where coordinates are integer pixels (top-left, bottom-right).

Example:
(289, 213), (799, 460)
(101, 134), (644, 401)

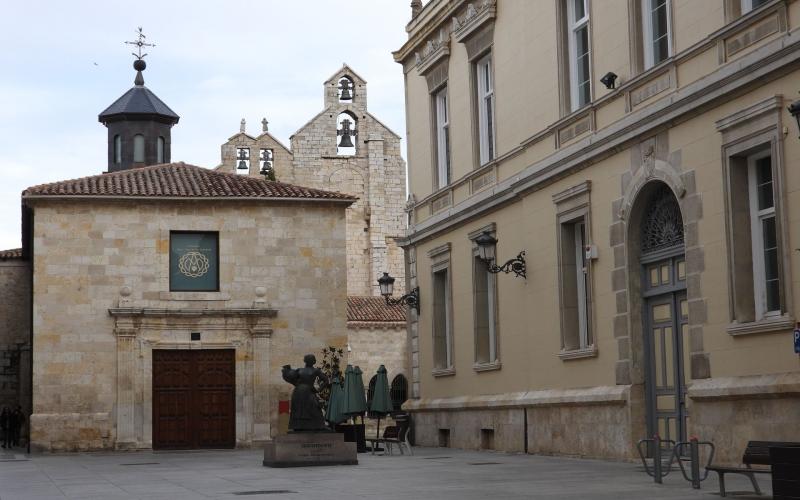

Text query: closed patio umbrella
(369, 365), (393, 443)
(325, 374), (346, 426)
(341, 364), (367, 423)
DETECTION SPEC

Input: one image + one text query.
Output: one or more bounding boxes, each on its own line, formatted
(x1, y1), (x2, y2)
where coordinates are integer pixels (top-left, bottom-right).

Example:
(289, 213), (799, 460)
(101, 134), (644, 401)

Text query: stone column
(251, 327), (272, 442)
(115, 331), (137, 449)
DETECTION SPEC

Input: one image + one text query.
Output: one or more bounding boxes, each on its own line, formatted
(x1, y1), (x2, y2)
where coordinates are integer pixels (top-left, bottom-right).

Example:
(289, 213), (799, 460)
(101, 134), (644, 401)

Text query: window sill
(473, 361), (501, 372)
(431, 368), (456, 378)
(558, 346), (598, 361)
(726, 315), (795, 336)
(160, 291), (231, 301)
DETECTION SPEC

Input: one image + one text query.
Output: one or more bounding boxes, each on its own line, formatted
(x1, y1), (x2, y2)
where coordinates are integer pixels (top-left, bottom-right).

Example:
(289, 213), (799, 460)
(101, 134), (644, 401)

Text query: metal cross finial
(125, 27), (155, 60)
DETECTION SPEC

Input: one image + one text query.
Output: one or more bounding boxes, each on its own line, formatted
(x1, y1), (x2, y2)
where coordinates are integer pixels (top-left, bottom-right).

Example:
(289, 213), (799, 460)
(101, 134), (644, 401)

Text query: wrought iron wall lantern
(378, 272), (420, 313)
(789, 97), (800, 139)
(475, 232), (526, 279)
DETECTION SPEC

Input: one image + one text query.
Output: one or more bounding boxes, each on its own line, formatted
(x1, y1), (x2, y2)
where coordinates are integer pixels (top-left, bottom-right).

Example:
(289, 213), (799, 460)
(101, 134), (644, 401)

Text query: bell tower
(98, 28), (179, 172)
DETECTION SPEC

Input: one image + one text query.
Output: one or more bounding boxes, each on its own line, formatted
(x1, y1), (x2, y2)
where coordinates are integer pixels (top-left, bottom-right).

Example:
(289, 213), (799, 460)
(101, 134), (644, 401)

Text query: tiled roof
(98, 85), (179, 123)
(347, 296), (407, 326)
(22, 162), (357, 202)
(0, 248), (23, 260)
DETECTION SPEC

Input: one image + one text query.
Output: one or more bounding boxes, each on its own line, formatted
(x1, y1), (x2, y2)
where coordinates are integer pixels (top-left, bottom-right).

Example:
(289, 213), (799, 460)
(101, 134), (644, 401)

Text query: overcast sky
(0, 0), (415, 249)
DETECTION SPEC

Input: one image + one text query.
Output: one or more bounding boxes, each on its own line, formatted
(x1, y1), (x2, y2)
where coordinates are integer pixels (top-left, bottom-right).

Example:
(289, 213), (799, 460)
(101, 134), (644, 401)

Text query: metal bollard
(653, 434), (662, 484)
(690, 437), (700, 489)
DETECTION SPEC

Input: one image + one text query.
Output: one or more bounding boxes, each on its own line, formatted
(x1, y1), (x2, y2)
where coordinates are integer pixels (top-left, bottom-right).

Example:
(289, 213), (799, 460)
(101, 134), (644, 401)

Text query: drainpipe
(23, 203), (33, 454)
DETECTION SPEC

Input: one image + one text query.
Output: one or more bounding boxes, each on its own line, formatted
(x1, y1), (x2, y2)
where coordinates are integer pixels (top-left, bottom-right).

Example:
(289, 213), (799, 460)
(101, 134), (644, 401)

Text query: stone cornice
(414, 28), (451, 75)
(108, 307), (278, 318)
(452, 0), (496, 42)
(399, 32), (800, 247)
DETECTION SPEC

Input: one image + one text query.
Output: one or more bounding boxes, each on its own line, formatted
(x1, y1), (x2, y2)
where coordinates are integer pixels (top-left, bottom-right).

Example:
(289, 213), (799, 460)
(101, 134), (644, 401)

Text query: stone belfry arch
(216, 65), (407, 297)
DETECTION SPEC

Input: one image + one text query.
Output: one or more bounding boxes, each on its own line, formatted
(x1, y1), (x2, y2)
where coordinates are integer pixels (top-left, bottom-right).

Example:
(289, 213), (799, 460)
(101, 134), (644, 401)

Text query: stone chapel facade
(1, 58), (362, 451)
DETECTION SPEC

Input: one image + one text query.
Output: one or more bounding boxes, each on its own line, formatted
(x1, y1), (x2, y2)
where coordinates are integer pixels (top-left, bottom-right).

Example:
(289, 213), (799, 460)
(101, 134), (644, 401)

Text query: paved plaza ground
(0, 445), (771, 500)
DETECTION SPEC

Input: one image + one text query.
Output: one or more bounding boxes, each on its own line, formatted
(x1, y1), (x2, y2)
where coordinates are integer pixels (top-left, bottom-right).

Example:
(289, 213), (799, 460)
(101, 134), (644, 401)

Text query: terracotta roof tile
(347, 296), (407, 324)
(0, 248), (23, 260)
(22, 162), (356, 202)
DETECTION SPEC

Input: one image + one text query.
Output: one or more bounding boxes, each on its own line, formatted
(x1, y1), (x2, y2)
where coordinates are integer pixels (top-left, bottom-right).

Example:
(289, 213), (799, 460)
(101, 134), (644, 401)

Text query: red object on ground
(279, 400), (290, 414)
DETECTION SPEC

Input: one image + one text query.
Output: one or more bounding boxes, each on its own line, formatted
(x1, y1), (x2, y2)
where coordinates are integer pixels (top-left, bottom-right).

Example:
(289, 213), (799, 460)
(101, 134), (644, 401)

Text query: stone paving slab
(0, 446), (773, 499)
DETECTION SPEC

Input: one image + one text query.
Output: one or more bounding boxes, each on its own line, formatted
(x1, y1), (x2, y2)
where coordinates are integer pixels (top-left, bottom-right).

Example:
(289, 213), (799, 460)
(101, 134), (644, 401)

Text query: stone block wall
(347, 324), (408, 387)
(29, 199), (349, 451)
(0, 259), (31, 414)
(405, 386), (636, 460)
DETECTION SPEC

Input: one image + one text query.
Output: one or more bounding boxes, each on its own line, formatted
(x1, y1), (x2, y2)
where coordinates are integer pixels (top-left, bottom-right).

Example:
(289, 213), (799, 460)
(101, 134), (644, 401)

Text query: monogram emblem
(178, 251), (210, 278)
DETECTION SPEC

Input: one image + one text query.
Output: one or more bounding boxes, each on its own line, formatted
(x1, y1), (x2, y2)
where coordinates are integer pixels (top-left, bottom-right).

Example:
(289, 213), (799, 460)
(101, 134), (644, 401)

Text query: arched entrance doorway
(637, 183), (688, 444)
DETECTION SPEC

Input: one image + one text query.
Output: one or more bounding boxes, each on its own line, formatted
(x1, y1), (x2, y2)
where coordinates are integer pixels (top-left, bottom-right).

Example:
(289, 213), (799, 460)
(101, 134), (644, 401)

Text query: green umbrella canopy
(369, 365), (393, 415)
(342, 364), (367, 415)
(325, 375), (347, 425)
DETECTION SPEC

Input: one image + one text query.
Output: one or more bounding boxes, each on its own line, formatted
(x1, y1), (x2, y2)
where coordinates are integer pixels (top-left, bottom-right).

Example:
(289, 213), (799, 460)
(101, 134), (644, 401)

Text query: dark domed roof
(98, 84), (179, 124)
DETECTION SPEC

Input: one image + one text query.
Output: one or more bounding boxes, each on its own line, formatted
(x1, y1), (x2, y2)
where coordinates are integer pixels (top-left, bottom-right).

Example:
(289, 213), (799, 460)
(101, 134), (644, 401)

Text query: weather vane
(125, 27), (155, 60)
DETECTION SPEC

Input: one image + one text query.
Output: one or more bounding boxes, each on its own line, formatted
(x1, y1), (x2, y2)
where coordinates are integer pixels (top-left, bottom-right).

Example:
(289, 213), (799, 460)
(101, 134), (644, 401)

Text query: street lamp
(378, 272), (420, 313)
(475, 232), (526, 279)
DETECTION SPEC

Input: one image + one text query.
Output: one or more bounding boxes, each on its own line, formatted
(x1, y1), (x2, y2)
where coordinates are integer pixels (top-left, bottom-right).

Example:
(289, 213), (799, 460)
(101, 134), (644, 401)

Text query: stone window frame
(724, 0), (772, 22)
(716, 95), (794, 336)
(556, 0), (594, 115)
(553, 181), (598, 360)
(468, 223), (501, 372)
(425, 60), (450, 192)
(168, 230), (221, 293)
(433, 86), (451, 190)
(429, 242), (455, 376)
(474, 52), (496, 167)
(627, 0), (675, 76)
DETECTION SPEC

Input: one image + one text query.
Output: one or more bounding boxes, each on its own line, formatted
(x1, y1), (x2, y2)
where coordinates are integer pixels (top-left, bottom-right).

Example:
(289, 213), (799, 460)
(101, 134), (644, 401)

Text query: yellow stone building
(394, 0), (800, 462)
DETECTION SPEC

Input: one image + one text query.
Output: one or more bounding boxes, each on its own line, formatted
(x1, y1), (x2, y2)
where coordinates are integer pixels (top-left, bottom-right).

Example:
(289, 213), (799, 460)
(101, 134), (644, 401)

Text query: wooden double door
(152, 349), (236, 450)
(643, 255), (689, 446)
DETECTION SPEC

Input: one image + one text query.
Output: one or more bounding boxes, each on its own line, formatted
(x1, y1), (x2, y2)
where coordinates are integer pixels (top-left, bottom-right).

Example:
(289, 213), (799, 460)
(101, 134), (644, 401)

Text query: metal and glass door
(643, 255), (688, 444)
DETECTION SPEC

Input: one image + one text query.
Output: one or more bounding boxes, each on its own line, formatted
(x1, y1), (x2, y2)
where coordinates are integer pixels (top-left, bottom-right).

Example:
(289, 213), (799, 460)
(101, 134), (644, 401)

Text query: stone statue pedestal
(262, 432), (358, 467)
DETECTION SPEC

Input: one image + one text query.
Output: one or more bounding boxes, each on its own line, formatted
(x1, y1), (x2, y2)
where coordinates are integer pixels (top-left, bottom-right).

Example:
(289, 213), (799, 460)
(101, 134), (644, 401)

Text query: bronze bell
(338, 131), (354, 148)
(237, 159), (248, 170)
(337, 118), (356, 148)
(338, 79), (353, 101)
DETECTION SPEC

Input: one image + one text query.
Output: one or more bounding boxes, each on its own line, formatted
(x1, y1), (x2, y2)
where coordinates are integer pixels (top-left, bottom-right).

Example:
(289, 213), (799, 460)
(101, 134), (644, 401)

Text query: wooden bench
(707, 441), (800, 497)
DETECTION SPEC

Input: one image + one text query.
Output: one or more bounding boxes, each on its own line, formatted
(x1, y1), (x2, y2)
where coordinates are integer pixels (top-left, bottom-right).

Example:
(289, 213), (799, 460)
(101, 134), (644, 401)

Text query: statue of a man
(282, 354), (330, 431)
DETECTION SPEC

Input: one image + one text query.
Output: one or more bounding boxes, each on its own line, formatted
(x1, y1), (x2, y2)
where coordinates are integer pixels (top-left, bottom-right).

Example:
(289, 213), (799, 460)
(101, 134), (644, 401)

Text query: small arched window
(157, 136), (165, 163)
(390, 374), (408, 412)
(133, 134), (145, 163)
(113, 135), (122, 164)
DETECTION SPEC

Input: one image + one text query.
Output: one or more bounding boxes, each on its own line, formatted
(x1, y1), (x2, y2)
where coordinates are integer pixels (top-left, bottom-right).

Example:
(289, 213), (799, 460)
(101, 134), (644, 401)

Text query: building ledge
(159, 291), (231, 301)
(108, 307), (278, 318)
(473, 361), (501, 372)
(558, 346), (598, 361)
(688, 372), (800, 401)
(726, 315), (795, 336)
(431, 367), (456, 378)
(403, 385), (629, 411)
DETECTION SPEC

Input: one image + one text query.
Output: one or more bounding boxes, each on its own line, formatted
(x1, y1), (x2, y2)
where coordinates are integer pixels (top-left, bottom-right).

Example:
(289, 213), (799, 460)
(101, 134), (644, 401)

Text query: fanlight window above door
(641, 184), (684, 254)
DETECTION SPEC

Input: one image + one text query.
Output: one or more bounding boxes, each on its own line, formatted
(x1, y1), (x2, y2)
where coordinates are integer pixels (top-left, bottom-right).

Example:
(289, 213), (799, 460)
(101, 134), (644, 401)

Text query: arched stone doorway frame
(608, 135), (709, 446)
